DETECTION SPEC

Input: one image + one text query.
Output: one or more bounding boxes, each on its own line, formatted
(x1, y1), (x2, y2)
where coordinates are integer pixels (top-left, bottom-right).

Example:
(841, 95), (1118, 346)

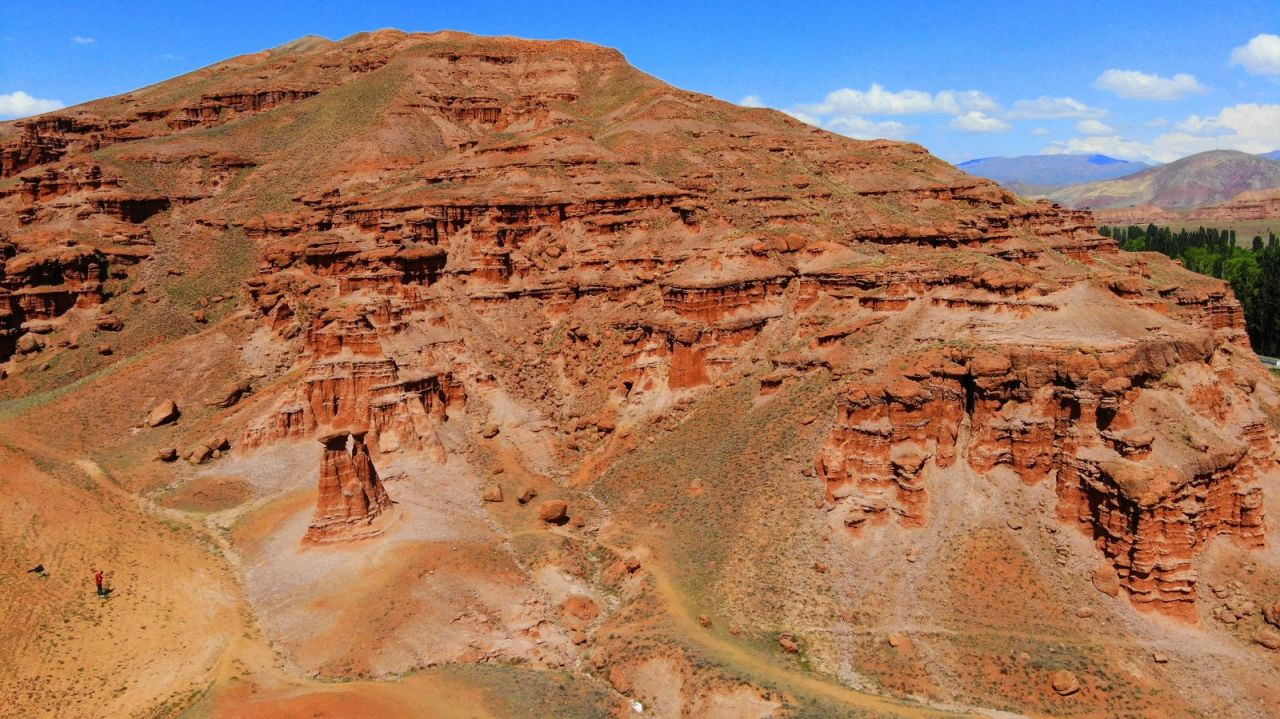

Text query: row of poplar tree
(1102, 224), (1280, 356)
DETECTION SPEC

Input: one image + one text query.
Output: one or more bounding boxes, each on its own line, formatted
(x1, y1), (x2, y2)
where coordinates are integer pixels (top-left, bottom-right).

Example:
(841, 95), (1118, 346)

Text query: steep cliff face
(304, 430), (393, 543)
(817, 334), (1269, 620)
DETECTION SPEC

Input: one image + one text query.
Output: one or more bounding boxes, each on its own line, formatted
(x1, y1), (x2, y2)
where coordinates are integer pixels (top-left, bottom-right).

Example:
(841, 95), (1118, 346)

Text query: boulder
(185, 444), (213, 464)
(156, 448), (178, 462)
(207, 378), (252, 408)
(203, 435), (230, 451)
(1263, 601), (1280, 629)
(538, 499), (568, 524)
(1091, 565), (1121, 597)
(1254, 626), (1280, 651)
(1049, 669), (1080, 696)
(16, 334), (43, 354)
(146, 400), (180, 427)
(778, 633), (799, 654)
(482, 483), (504, 502)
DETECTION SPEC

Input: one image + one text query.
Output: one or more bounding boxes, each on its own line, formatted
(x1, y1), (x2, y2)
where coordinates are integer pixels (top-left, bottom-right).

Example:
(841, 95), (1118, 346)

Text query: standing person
(93, 569), (104, 596)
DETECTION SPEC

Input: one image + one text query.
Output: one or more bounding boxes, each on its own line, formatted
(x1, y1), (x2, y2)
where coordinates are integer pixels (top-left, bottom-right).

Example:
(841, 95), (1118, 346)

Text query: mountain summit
(2, 30), (1279, 719)
(1049, 149), (1280, 210)
(958, 153), (1149, 193)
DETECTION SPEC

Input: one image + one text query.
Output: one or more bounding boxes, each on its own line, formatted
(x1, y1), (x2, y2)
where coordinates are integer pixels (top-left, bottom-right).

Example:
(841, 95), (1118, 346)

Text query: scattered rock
(538, 499), (568, 524)
(561, 595), (599, 630)
(517, 487), (538, 505)
(156, 448), (178, 462)
(207, 378), (252, 408)
(778, 633), (799, 654)
(95, 317), (123, 331)
(1263, 601), (1280, 628)
(1091, 565), (1121, 597)
(813, 562), (828, 573)
(1254, 626), (1280, 651)
(481, 423), (500, 438)
(192, 309), (207, 323)
(96, 344), (113, 355)
(185, 445), (213, 464)
(887, 633), (912, 650)
(1152, 651), (1168, 663)
(1006, 518), (1023, 530)
(146, 400), (180, 427)
(624, 557), (641, 573)
(1049, 669), (1080, 696)
(1074, 607), (1094, 618)
(698, 614), (711, 628)
(16, 334), (44, 354)
(203, 435), (230, 451)
(483, 483), (504, 502)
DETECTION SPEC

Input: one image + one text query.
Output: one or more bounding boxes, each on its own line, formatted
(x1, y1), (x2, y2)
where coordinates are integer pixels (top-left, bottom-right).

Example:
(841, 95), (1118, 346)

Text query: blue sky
(2, 1), (1278, 163)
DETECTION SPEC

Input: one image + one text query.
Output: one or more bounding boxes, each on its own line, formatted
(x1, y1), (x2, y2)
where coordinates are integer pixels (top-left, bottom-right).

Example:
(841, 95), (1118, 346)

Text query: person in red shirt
(93, 569), (104, 596)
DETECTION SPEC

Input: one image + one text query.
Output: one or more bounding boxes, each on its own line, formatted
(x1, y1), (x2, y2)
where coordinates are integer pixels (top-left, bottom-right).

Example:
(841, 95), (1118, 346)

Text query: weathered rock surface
(304, 430), (393, 543)
(3, 29), (1279, 719)
(145, 399), (179, 427)
(1050, 669), (1080, 696)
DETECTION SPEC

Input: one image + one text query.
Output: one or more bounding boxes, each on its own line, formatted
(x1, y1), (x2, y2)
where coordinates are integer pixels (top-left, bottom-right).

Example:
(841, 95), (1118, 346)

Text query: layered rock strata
(817, 339), (1269, 620)
(304, 430), (393, 543)
(2, 29), (1275, 621)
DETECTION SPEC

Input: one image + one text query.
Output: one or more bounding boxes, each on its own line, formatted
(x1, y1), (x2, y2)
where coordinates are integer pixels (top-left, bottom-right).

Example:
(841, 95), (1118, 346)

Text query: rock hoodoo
(304, 430), (393, 544)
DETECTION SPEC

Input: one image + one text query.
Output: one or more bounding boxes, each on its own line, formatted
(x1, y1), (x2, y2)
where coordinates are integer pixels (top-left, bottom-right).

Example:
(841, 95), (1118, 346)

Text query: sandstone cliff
(304, 430), (393, 543)
(2, 29), (1278, 719)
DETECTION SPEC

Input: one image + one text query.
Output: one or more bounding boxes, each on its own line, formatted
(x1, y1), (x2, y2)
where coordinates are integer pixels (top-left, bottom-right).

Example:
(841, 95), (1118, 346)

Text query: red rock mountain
(1, 30), (1278, 719)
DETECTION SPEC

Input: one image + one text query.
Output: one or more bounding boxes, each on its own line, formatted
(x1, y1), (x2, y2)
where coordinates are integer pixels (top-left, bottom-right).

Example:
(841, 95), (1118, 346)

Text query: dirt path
(507, 525), (976, 718)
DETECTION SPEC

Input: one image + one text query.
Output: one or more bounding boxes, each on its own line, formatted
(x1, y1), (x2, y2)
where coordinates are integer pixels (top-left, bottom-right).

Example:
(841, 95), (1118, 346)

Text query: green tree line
(1102, 224), (1280, 355)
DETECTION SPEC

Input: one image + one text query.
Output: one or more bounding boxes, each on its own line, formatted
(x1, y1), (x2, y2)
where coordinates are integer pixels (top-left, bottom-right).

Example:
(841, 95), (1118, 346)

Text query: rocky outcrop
(5, 29), (1276, 653)
(303, 430), (393, 544)
(1188, 188), (1280, 222)
(817, 338), (1270, 620)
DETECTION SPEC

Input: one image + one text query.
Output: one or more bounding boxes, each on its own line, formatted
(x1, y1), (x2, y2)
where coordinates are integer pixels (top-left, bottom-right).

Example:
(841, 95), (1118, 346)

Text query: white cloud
(1076, 119), (1116, 135)
(0, 91), (64, 118)
(825, 115), (915, 140)
(1007, 96), (1105, 119)
(1094, 69), (1208, 100)
(949, 111), (1011, 134)
(739, 94), (765, 108)
(72, 36), (94, 44)
(1042, 135), (1154, 162)
(1043, 103), (1280, 162)
(1230, 33), (1280, 76)
(798, 83), (996, 116)
(1029, 126), (1051, 136)
(783, 109), (821, 126)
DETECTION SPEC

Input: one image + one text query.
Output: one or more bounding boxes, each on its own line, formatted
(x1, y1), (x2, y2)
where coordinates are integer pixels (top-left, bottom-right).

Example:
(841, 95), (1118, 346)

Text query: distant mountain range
(1262, 150), (1280, 161)
(957, 154), (1149, 194)
(1046, 150), (1280, 211)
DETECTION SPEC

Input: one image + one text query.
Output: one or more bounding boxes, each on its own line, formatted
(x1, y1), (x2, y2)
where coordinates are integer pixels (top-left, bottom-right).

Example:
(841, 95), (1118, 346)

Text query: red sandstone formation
(2, 31), (1279, 716)
(1188, 188), (1280, 222)
(817, 336), (1268, 620)
(304, 430), (393, 543)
